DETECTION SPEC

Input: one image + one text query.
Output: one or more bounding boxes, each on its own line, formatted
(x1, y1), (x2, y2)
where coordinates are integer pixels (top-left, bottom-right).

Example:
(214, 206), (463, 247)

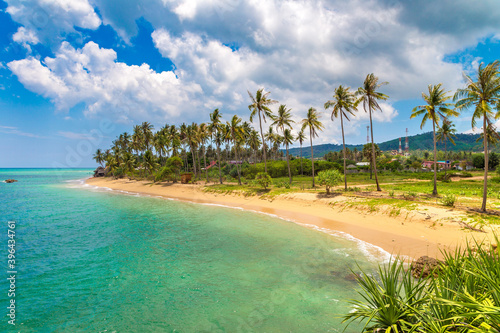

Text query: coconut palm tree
(282, 128), (295, 184)
(198, 123), (209, 182)
(356, 73), (388, 192)
(297, 128), (306, 175)
(411, 84), (457, 195)
(301, 107), (324, 187)
(272, 104), (295, 184)
(325, 85), (358, 190)
(93, 148), (104, 166)
(228, 115), (244, 185)
(141, 122), (154, 152)
(142, 150), (159, 180)
(132, 125), (143, 156)
(476, 124), (500, 147)
(248, 129), (261, 164)
(454, 60), (500, 211)
(209, 109), (224, 184)
(248, 89), (277, 174)
(436, 119), (457, 176)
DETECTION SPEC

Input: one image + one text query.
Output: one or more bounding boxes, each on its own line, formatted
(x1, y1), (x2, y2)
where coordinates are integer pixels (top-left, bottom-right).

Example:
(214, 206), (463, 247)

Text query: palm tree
(476, 124), (500, 147)
(142, 150), (159, 180)
(356, 73), (388, 191)
(297, 129), (306, 175)
(301, 107), (324, 187)
(209, 109), (224, 184)
(265, 126), (275, 160)
(248, 129), (261, 164)
(411, 84), (457, 195)
(141, 122), (154, 152)
(272, 104), (295, 184)
(248, 89), (277, 173)
(132, 125), (143, 156)
(436, 119), (457, 177)
(198, 123), (209, 183)
(121, 151), (136, 175)
(454, 60), (500, 211)
(282, 128), (295, 184)
(93, 148), (104, 166)
(228, 115), (244, 185)
(325, 85), (358, 190)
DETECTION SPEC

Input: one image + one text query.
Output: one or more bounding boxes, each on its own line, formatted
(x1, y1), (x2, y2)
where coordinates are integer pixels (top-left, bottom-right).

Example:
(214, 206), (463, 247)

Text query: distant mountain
(287, 132), (484, 158)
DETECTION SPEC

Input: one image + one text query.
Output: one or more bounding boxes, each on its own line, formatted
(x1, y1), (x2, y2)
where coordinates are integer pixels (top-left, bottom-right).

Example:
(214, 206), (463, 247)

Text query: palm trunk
(432, 121), (438, 196)
(204, 146), (208, 183)
(197, 147), (202, 181)
(341, 114), (347, 191)
(217, 143), (222, 184)
(258, 111), (268, 173)
(482, 116), (488, 211)
(444, 140), (447, 178)
(286, 143), (292, 184)
(235, 143), (242, 185)
(300, 144), (303, 176)
(310, 130), (315, 187)
(369, 107), (381, 191)
(191, 145), (197, 179)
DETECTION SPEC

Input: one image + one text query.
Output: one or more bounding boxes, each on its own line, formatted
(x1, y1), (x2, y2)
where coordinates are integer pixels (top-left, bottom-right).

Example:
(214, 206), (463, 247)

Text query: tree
(325, 85), (358, 190)
(301, 107), (324, 187)
(142, 150), (159, 180)
(282, 128), (295, 184)
(141, 122), (154, 152)
(93, 148), (104, 166)
(436, 119), (457, 177)
(255, 172), (272, 190)
(356, 73), (388, 191)
(476, 124), (500, 147)
(297, 129), (306, 175)
(248, 129), (261, 164)
(317, 169), (343, 194)
(411, 84), (457, 195)
(455, 61), (500, 211)
(228, 115), (244, 185)
(248, 89), (277, 173)
(209, 109), (224, 184)
(362, 143), (381, 177)
(272, 104), (295, 184)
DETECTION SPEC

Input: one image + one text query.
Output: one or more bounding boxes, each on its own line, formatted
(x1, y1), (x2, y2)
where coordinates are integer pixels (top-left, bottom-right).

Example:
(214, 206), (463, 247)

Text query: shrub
(255, 172), (272, 189)
(317, 169), (343, 194)
(441, 193), (456, 207)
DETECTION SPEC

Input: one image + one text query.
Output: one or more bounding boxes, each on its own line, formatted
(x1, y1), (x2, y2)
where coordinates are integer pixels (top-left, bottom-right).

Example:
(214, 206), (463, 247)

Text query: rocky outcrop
(93, 166), (106, 177)
(411, 256), (443, 279)
(5, 179), (18, 183)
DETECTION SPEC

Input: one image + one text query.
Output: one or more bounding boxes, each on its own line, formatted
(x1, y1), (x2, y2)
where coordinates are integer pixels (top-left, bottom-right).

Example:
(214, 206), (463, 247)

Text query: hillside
(287, 132), (484, 158)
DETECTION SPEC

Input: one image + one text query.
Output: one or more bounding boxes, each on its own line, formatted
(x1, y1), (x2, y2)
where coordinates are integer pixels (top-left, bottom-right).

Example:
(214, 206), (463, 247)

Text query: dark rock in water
(93, 166), (106, 177)
(5, 179), (17, 183)
(344, 273), (361, 281)
(411, 256), (442, 279)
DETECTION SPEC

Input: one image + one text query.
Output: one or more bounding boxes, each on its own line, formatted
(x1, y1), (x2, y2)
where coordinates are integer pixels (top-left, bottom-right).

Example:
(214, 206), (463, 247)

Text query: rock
(411, 256), (442, 279)
(93, 166), (106, 177)
(5, 179), (17, 183)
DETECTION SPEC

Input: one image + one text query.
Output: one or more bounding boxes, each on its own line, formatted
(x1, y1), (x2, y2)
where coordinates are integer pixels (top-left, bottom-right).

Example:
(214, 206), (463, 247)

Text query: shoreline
(84, 177), (498, 260)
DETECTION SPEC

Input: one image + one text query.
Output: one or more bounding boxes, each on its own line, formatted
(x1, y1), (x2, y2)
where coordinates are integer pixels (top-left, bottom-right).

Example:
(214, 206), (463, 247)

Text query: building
(422, 160), (451, 169)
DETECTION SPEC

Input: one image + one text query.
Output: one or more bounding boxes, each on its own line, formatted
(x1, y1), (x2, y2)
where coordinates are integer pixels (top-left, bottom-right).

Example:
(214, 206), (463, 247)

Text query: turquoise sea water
(0, 169), (385, 332)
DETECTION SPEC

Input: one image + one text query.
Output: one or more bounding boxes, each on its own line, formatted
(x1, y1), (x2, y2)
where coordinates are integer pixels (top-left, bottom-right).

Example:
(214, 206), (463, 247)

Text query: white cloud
(8, 41), (203, 123)
(6, 0), (101, 45)
(0, 125), (41, 138)
(12, 27), (40, 52)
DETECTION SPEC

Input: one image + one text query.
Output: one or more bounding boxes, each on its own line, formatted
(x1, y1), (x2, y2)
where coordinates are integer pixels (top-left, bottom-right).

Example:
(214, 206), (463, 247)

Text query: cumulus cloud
(12, 27), (40, 52)
(5, 0), (101, 45)
(8, 41), (203, 123)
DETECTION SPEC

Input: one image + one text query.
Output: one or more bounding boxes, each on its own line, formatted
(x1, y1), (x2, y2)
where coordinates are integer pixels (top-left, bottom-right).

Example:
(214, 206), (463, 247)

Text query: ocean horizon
(1, 168), (385, 332)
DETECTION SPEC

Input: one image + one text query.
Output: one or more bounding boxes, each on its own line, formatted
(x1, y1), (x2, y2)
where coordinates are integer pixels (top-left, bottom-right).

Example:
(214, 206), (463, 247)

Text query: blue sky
(0, 0), (499, 167)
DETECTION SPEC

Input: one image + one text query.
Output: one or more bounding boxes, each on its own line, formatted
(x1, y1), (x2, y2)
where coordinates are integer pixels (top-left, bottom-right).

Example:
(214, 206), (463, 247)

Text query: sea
(0, 168), (388, 332)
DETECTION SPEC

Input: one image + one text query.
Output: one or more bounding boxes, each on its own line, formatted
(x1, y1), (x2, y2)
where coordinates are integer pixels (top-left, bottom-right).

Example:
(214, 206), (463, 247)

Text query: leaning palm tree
(356, 74), (388, 191)
(93, 148), (104, 166)
(454, 60), (500, 211)
(411, 84), (458, 195)
(325, 85), (358, 191)
(297, 128), (306, 175)
(272, 104), (295, 184)
(301, 107), (324, 187)
(476, 123), (500, 147)
(436, 119), (457, 177)
(248, 89), (277, 173)
(209, 109), (224, 184)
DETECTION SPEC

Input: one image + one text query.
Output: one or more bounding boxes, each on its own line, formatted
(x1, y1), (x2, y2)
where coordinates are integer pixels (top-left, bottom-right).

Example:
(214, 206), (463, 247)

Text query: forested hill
(287, 132), (483, 158)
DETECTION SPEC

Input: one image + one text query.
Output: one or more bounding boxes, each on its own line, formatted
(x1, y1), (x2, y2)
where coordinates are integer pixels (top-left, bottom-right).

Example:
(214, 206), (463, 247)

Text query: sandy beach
(85, 177), (498, 260)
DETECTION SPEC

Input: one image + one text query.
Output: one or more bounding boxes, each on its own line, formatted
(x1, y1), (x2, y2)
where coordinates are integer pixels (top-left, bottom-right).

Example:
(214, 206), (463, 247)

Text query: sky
(0, 0), (499, 168)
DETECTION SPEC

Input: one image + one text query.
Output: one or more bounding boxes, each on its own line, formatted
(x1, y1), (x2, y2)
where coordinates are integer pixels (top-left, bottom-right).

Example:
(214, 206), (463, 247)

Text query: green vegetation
(343, 238), (500, 332)
(317, 169), (343, 194)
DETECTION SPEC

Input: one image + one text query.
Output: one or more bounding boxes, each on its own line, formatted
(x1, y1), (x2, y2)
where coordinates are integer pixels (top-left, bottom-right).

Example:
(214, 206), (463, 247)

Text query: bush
(317, 169), (343, 194)
(441, 193), (456, 207)
(255, 172), (272, 189)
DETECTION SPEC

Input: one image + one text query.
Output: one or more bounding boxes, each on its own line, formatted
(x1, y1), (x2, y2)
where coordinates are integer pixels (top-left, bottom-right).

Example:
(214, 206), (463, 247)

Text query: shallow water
(0, 169), (383, 332)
